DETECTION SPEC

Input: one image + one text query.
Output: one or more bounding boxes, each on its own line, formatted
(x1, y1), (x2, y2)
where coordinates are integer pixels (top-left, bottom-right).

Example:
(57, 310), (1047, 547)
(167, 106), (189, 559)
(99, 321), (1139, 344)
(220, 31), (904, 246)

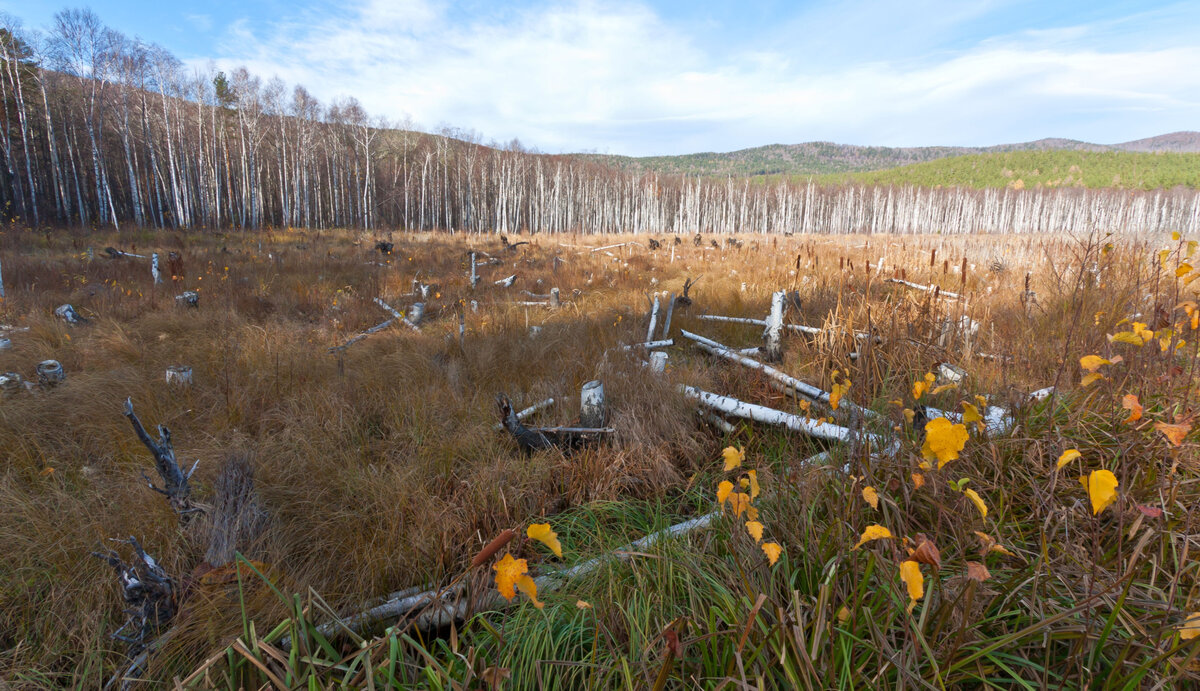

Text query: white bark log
(660, 292), (675, 338)
(885, 278), (963, 301)
(493, 397), (555, 430)
(680, 384), (892, 450)
(620, 339), (674, 351)
(646, 295), (660, 343)
(165, 366), (192, 387)
(151, 253), (162, 284)
(648, 351), (668, 373)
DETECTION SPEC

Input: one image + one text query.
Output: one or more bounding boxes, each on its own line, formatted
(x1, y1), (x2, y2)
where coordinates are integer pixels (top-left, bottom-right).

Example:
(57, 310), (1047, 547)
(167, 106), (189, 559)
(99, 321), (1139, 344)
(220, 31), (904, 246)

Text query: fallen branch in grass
(496, 393), (611, 454)
(697, 314), (875, 340)
(620, 339), (674, 351)
(492, 397), (555, 431)
(885, 278), (963, 301)
(124, 398), (198, 517)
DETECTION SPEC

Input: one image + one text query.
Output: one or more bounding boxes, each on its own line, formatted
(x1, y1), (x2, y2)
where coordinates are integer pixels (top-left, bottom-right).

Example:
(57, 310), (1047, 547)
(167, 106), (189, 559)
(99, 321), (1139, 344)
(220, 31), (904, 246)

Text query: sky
(4, 0), (1200, 156)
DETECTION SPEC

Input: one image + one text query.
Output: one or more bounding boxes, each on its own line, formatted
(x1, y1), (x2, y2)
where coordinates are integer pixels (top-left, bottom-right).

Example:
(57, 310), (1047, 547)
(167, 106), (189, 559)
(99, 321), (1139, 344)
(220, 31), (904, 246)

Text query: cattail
(960, 257), (968, 289)
(930, 249), (936, 268)
(942, 259), (949, 275)
(470, 529), (515, 568)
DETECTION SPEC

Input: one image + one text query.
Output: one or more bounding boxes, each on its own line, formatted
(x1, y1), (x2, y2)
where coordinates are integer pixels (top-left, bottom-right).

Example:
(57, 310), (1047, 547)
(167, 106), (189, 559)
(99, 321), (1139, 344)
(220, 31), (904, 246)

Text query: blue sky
(4, 0), (1199, 156)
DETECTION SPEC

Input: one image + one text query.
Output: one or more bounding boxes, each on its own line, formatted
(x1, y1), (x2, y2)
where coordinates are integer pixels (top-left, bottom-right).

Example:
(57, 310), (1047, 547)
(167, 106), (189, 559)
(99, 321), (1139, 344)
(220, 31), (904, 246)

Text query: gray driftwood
(124, 398), (199, 517)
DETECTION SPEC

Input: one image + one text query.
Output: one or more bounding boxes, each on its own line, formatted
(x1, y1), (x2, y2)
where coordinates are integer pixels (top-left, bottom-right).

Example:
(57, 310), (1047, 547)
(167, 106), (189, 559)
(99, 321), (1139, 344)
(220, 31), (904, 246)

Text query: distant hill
(810, 150), (1200, 190)
(577, 131), (1200, 179)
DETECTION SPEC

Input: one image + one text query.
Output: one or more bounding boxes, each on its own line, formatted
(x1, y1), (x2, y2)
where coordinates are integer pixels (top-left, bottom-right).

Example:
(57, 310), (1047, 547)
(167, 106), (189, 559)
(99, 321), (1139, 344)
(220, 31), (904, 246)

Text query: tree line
(2, 8), (1199, 236)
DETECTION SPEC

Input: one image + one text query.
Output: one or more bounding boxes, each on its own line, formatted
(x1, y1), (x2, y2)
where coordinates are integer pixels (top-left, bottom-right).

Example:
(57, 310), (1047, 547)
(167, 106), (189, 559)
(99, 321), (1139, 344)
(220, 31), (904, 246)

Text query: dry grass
(0, 227), (1196, 687)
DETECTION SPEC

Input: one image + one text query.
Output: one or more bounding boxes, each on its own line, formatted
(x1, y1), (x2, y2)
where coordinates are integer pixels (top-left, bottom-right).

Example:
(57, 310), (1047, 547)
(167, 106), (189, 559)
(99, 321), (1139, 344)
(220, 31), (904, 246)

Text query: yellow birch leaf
(730, 492), (751, 517)
(836, 606), (850, 623)
(853, 524), (893, 550)
(762, 542), (782, 565)
(961, 402), (983, 428)
(1079, 355), (1110, 372)
(931, 383), (958, 395)
(1109, 331), (1145, 346)
(1080, 372), (1105, 387)
(1057, 449), (1082, 470)
(717, 480), (734, 506)
(911, 473), (925, 489)
(1155, 421), (1192, 447)
(1121, 395), (1143, 424)
(526, 523), (563, 558)
(40, 467), (55, 476)
(899, 560), (924, 612)
(830, 377), (851, 410)
(912, 372), (935, 400)
(862, 486), (880, 510)
(576, 600), (592, 609)
(1181, 612), (1200, 640)
(963, 488), (988, 519)
(747, 469), (760, 500)
(515, 574), (544, 609)
(493, 553), (528, 601)
(921, 417), (970, 469)
(1080, 470), (1120, 515)
(722, 446), (744, 471)
(903, 408), (915, 425)
(745, 521), (764, 542)
(739, 478), (750, 490)
(1177, 263), (1193, 277)
(746, 505), (759, 521)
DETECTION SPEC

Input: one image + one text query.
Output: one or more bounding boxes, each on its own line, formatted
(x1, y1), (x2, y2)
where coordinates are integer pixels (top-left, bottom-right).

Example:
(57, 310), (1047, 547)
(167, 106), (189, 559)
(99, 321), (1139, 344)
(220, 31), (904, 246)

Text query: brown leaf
(1136, 504), (1164, 518)
(481, 666), (511, 689)
(909, 533), (941, 570)
(966, 561), (991, 582)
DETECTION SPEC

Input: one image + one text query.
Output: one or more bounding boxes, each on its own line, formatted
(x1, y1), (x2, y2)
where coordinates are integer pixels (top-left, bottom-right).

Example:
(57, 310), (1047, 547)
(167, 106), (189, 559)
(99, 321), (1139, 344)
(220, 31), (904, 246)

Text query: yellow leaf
(830, 375), (851, 411)
(745, 521), (764, 542)
(1109, 331), (1146, 346)
(1188, 240), (1198, 258)
(746, 505), (759, 521)
(1155, 421), (1192, 447)
(862, 486), (880, 510)
(717, 480), (734, 506)
(739, 478), (750, 490)
(526, 523), (563, 558)
(493, 553), (529, 601)
(1080, 470), (1120, 515)
(40, 467), (55, 476)
(576, 600), (592, 609)
(911, 473), (925, 489)
(930, 383), (958, 395)
(853, 524), (893, 550)
(515, 574), (544, 609)
(912, 373), (935, 400)
(836, 606), (850, 623)
(899, 560), (924, 612)
(1181, 612), (1200, 640)
(1081, 372), (1105, 387)
(963, 488), (988, 519)
(903, 408), (915, 425)
(1057, 449), (1082, 470)
(1121, 395), (1143, 424)
(762, 542), (782, 565)
(730, 492), (751, 517)
(747, 469), (760, 500)
(921, 417), (970, 469)
(722, 446), (744, 471)
(1079, 355), (1111, 372)
(1177, 263), (1193, 278)
(961, 402), (983, 429)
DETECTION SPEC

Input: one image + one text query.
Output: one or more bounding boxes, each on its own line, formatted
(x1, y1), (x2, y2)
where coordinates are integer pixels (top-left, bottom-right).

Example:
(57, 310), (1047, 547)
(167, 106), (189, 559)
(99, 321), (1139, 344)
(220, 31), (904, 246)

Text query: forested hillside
(813, 150), (1200, 190)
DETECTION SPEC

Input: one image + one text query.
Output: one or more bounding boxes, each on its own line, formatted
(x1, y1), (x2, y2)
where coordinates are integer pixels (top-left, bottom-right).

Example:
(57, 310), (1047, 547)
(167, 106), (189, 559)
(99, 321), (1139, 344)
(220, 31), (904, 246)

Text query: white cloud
(195, 0), (1200, 155)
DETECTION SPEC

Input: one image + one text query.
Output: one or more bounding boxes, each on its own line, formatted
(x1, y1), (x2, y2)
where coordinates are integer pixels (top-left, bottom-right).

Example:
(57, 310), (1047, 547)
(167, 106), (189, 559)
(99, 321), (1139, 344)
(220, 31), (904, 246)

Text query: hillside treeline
(2, 9), (1199, 236)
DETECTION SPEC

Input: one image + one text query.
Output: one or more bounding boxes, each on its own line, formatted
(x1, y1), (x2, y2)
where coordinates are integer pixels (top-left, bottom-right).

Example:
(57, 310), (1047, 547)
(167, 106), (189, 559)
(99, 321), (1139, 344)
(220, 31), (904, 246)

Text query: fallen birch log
(590, 242), (627, 253)
(763, 290), (786, 362)
(698, 314), (874, 340)
(372, 297), (421, 330)
(660, 292), (676, 338)
(55, 304), (87, 324)
(646, 295), (660, 343)
(492, 397), (555, 430)
(681, 330), (877, 421)
(885, 278), (963, 301)
(680, 384), (892, 450)
(619, 339), (674, 351)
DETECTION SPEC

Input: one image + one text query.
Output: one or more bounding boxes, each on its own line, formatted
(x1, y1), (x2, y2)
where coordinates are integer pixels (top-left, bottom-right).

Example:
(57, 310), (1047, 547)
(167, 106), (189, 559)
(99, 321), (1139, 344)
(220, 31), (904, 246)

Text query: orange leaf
(1121, 395), (1143, 424)
(515, 574), (543, 609)
(493, 553), (528, 601)
(862, 486), (880, 510)
(729, 492), (751, 517)
(745, 521), (764, 542)
(908, 534), (941, 569)
(717, 480), (734, 506)
(911, 473), (925, 489)
(1155, 421), (1191, 447)
(1181, 612), (1200, 640)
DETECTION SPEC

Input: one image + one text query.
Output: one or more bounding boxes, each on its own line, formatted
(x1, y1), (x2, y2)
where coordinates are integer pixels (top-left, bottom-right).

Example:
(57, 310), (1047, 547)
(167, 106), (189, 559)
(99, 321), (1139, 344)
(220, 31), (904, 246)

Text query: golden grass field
(1, 227), (1197, 688)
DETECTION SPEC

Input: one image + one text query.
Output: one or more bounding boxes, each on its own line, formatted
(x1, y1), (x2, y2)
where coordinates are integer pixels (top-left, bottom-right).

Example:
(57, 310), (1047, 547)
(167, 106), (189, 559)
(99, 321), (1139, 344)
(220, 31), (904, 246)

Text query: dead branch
(124, 398), (198, 517)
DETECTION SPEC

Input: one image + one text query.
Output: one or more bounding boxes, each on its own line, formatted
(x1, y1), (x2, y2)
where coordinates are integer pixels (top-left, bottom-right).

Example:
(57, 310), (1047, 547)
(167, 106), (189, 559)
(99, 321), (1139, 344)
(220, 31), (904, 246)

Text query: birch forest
(2, 9), (1199, 236)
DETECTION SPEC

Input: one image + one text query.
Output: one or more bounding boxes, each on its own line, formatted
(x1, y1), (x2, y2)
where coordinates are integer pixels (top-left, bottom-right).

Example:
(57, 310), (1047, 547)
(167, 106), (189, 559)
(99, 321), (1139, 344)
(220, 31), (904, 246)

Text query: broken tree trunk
(92, 537), (175, 656)
(579, 380), (606, 428)
(203, 454), (268, 568)
(165, 366), (192, 387)
(646, 295), (661, 343)
(469, 251), (479, 289)
(37, 359), (65, 386)
(492, 397), (555, 431)
(151, 253), (162, 284)
(124, 398), (198, 517)
(763, 290), (786, 362)
(55, 303), (87, 324)
(660, 292), (676, 338)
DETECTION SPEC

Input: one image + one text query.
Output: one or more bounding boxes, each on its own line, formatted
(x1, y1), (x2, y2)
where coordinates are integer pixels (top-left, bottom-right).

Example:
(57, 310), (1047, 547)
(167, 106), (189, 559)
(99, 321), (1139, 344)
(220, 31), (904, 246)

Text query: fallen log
(885, 278), (963, 301)
(492, 397), (555, 431)
(763, 290), (786, 362)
